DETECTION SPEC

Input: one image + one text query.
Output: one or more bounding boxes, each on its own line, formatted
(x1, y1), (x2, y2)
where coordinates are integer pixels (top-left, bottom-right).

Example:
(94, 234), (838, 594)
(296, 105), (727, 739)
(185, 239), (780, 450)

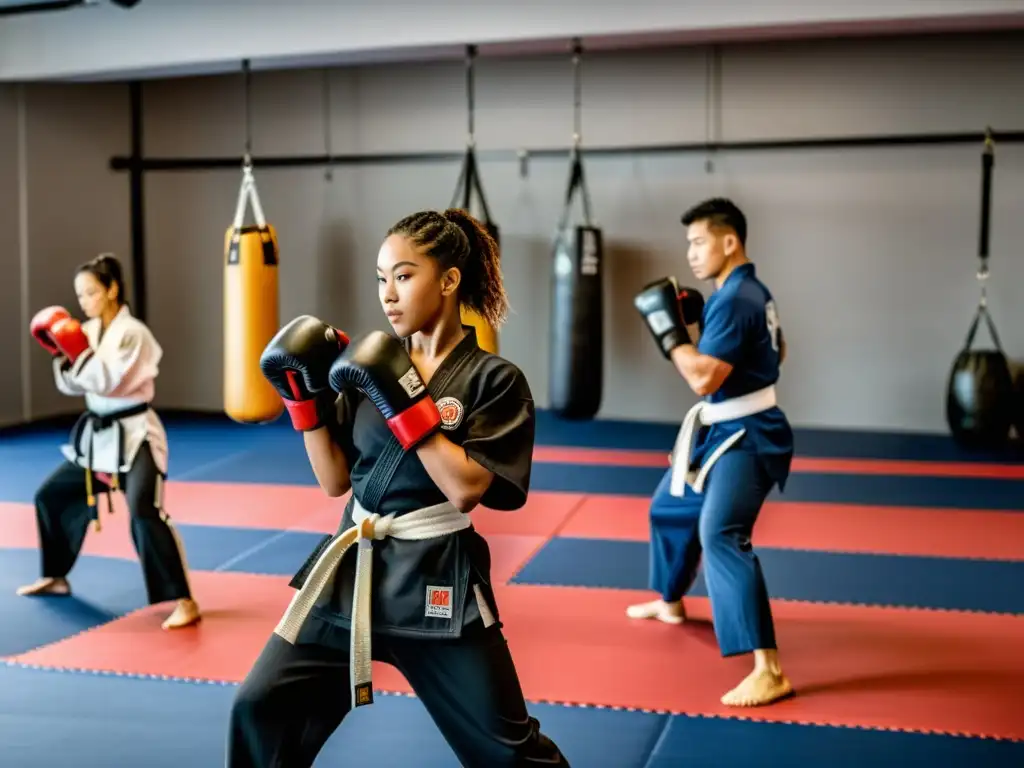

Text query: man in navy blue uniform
(630, 197), (795, 707)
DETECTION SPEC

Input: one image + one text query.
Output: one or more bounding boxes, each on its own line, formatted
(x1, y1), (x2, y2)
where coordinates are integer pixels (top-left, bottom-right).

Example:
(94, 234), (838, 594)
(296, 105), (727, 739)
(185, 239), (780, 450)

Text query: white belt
(669, 385), (777, 497)
(273, 498), (471, 708)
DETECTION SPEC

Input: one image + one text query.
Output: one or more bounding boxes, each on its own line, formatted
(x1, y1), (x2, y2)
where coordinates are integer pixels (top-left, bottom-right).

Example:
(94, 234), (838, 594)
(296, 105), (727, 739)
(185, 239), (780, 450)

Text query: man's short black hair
(681, 197), (747, 246)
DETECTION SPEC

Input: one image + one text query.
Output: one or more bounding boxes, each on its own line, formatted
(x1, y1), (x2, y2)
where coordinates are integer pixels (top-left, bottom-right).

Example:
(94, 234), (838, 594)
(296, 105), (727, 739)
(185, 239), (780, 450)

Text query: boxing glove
(49, 317), (91, 363)
(30, 306), (71, 355)
(634, 277), (704, 359)
(678, 286), (706, 331)
(328, 331), (440, 450)
(259, 315), (350, 431)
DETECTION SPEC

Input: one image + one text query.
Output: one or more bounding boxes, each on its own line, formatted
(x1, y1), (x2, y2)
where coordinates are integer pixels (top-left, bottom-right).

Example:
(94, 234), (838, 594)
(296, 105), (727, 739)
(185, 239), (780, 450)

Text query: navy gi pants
(648, 447), (777, 656)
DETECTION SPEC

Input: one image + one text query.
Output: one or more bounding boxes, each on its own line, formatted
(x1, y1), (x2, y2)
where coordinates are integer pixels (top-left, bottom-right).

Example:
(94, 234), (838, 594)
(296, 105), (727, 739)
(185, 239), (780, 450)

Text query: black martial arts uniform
(228, 327), (569, 768)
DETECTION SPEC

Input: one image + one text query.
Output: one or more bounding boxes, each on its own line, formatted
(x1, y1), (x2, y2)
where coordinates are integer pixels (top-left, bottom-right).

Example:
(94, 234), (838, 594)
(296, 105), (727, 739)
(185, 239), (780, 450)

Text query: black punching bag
(549, 223), (604, 419)
(946, 343), (1014, 448)
(1013, 366), (1024, 439)
(945, 130), (1014, 449)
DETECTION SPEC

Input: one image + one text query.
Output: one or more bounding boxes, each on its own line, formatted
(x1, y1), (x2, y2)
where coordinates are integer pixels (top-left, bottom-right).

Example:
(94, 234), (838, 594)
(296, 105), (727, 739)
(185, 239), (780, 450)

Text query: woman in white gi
(18, 254), (200, 630)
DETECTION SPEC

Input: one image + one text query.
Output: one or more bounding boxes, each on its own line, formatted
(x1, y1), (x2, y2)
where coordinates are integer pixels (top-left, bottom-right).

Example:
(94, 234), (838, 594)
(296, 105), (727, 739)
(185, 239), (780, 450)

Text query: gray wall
(5, 32), (1024, 433)
(0, 85), (22, 427)
(0, 83), (130, 429)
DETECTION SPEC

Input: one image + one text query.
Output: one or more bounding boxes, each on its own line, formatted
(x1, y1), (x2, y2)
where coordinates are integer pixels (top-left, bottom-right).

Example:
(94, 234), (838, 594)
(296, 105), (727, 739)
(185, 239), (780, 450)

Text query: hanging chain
(465, 44), (477, 148)
(242, 58), (253, 169)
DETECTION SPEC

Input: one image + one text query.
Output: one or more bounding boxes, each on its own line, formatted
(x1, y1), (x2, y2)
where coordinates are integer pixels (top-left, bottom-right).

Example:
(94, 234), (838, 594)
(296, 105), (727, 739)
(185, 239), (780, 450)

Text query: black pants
(228, 620), (570, 768)
(34, 442), (192, 605)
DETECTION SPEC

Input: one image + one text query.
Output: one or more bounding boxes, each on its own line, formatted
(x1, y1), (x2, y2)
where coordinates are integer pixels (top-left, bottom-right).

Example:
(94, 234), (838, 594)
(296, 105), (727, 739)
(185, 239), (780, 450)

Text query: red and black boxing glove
(259, 315), (350, 431)
(328, 331), (440, 450)
(30, 306), (72, 356)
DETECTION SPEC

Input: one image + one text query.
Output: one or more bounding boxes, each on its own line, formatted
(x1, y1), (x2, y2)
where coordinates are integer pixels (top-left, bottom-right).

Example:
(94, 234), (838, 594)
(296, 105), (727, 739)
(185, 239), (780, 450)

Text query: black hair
(76, 253), (128, 306)
(681, 197), (747, 247)
(386, 208), (509, 328)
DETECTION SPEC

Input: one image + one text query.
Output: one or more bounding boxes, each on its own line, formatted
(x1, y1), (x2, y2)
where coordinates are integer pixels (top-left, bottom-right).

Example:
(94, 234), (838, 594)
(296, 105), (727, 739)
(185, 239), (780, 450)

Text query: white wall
(5, 31), (1024, 433)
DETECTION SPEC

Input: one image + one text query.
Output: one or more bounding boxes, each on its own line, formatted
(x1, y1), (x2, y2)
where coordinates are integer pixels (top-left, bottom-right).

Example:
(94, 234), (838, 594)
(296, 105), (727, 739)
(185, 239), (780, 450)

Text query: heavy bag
(549, 224), (603, 419)
(224, 224), (284, 424)
(945, 309), (1014, 448)
(461, 220), (500, 354)
(1011, 363), (1024, 439)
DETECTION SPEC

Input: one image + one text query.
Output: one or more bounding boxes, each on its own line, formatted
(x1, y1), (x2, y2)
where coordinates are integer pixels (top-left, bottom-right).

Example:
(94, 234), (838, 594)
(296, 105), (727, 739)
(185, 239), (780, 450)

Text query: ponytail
(386, 208), (509, 328)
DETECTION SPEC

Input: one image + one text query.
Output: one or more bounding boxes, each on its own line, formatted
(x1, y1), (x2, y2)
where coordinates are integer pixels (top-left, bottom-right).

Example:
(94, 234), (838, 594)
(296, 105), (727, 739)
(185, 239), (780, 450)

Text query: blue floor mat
(511, 538), (1024, 615)
(173, 524), (323, 573)
(646, 713), (1024, 767)
(0, 550), (150, 656)
(0, 665), (664, 767)
(530, 463), (1024, 510)
(2, 665), (1017, 767)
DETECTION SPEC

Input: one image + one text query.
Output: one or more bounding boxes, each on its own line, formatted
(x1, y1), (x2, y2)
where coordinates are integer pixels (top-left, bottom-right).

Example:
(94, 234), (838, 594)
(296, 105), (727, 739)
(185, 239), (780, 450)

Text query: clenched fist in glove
(31, 306), (90, 363)
(328, 331), (441, 450)
(259, 315), (350, 431)
(634, 277), (705, 359)
(30, 306), (72, 356)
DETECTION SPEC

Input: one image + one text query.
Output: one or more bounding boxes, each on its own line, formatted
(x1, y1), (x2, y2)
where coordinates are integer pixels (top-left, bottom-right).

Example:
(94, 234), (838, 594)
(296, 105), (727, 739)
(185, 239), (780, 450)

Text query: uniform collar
(402, 325), (480, 394)
(720, 261), (755, 289)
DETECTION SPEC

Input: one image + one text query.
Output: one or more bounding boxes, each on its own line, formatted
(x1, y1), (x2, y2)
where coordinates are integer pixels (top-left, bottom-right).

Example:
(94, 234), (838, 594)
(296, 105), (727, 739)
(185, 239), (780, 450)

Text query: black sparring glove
(634, 277), (705, 359)
(328, 330), (441, 450)
(259, 315), (350, 431)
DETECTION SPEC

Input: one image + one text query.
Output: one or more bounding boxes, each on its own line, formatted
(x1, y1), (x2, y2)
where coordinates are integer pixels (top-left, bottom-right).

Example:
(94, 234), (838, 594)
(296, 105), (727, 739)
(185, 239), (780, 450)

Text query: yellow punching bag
(460, 219), (501, 354)
(224, 162), (284, 424)
(462, 306), (497, 354)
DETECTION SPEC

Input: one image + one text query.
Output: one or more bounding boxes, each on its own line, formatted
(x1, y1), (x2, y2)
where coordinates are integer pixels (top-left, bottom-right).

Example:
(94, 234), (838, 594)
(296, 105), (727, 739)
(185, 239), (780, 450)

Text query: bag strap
(231, 162), (267, 231)
(556, 147), (593, 233)
(226, 161), (277, 267)
(449, 45), (496, 227)
(556, 41), (593, 234)
(962, 303), (1005, 353)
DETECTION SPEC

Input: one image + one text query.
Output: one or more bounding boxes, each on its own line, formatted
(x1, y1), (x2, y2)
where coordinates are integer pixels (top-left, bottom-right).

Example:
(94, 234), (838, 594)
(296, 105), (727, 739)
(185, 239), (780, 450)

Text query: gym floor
(2, 412), (1023, 767)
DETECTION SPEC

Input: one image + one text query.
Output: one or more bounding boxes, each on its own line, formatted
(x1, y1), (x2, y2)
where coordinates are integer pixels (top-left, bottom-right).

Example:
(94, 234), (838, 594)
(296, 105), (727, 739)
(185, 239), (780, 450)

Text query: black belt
(70, 403), (150, 532)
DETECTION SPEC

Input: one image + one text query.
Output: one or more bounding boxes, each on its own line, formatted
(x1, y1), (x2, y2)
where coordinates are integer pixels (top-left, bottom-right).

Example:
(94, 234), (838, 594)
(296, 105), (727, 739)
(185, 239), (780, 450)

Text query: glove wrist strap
(284, 398), (323, 431)
(387, 397), (442, 450)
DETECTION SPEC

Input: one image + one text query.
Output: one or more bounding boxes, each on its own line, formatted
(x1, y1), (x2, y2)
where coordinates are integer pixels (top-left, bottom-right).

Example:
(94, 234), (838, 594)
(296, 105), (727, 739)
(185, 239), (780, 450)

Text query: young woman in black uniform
(228, 208), (570, 767)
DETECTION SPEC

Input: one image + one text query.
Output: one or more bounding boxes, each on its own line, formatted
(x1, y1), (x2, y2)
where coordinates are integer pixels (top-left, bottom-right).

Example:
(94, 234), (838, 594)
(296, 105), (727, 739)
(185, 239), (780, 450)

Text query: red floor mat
(493, 585), (1024, 740)
(9, 572), (1022, 739)
(558, 496), (1024, 560)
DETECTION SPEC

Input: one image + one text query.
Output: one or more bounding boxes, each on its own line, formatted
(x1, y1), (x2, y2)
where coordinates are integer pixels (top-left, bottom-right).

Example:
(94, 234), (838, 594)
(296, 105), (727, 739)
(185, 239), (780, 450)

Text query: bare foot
(721, 668), (794, 707)
(16, 577), (70, 597)
(625, 598), (685, 625)
(162, 598), (201, 630)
